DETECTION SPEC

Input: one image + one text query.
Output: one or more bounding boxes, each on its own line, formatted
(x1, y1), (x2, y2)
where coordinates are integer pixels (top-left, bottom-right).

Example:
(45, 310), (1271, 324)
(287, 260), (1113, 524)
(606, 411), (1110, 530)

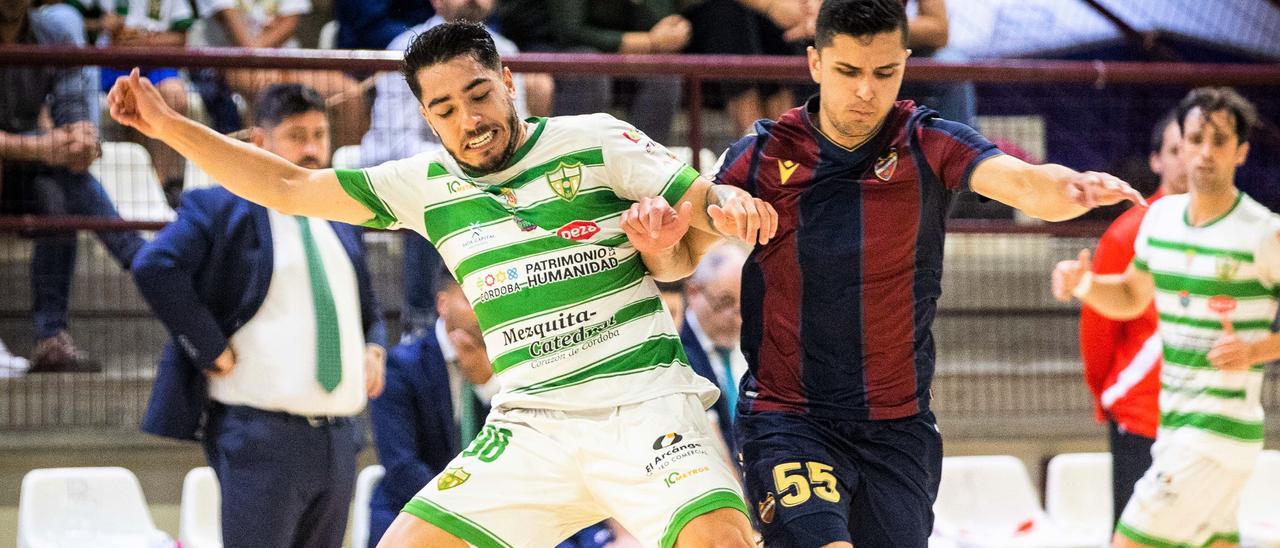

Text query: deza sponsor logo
(556, 220), (600, 241)
(646, 432), (707, 477)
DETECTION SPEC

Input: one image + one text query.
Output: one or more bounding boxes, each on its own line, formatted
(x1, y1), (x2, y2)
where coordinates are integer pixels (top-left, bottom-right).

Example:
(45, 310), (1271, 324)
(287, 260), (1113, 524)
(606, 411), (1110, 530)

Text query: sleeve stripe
(659, 165), (700, 205)
(1132, 257), (1149, 272)
(335, 168), (398, 229)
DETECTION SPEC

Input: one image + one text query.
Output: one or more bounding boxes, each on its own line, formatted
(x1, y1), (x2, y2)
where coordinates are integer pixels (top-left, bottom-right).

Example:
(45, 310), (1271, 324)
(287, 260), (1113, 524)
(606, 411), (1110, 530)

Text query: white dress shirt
(210, 210), (367, 416)
(436, 319), (500, 427)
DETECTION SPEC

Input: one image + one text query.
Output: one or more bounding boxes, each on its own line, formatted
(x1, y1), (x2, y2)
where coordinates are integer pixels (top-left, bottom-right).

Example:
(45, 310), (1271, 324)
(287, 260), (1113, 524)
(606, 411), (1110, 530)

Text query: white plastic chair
(184, 161), (218, 190)
(318, 20), (339, 50)
(667, 146), (722, 177)
(350, 465), (385, 548)
(18, 467), (167, 548)
(1044, 452), (1113, 545)
(934, 455), (1095, 548)
(180, 467), (223, 548)
(332, 145), (363, 170)
(1241, 450), (1280, 548)
(90, 141), (175, 222)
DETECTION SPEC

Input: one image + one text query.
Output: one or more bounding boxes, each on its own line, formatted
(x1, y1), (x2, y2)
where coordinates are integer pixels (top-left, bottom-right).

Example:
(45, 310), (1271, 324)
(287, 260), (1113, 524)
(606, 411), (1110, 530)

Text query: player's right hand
(708, 189), (778, 246)
(622, 197), (692, 255)
(107, 68), (178, 139)
(1052, 248), (1092, 301)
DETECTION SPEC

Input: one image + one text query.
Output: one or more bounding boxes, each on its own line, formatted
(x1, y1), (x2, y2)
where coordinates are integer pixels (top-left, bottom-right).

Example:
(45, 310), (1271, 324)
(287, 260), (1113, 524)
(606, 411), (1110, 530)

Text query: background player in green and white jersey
(107, 20), (776, 548)
(1054, 87), (1280, 548)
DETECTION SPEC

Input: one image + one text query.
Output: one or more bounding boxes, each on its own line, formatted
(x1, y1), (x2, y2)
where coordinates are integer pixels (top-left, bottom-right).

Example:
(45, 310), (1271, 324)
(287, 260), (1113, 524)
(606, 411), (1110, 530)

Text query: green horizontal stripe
(1147, 237), (1253, 262)
(1160, 382), (1247, 400)
(661, 489), (750, 548)
(424, 197), (509, 243)
(428, 162), (449, 178)
(1163, 345), (1212, 369)
(515, 334), (687, 394)
(491, 296), (666, 373)
(403, 498), (511, 548)
(499, 148), (605, 189)
(475, 254), (644, 328)
(1132, 257), (1149, 272)
(516, 187), (631, 230)
(1157, 312), (1272, 331)
(1160, 411), (1263, 441)
(661, 165), (701, 205)
(455, 236), (584, 282)
(1150, 271), (1271, 299)
(334, 169), (397, 229)
(597, 233), (629, 247)
(1116, 521), (1239, 548)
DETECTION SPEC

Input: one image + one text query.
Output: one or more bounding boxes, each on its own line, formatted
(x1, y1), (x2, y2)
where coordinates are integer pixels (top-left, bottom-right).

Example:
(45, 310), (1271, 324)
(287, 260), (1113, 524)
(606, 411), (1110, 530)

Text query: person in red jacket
(1079, 109), (1187, 527)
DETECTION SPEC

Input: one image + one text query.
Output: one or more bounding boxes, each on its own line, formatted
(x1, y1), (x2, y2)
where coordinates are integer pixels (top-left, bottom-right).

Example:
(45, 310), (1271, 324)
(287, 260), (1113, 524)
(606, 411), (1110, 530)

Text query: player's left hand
(708, 189), (778, 246)
(364, 343), (386, 398)
(1067, 171), (1147, 209)
(1208, 334), (1254, 371)
(622, 196), (693, 255)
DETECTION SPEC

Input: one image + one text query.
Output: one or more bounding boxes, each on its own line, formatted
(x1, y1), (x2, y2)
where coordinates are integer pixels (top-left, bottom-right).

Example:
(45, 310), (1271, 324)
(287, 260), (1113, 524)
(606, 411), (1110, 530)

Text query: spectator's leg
(401, 232), (442, 342)
(523, 73), (555, 118)
(726, 87), (764, 137)
(151, 75), (190, 209)
(60, 170), (143, 269)
(629, 76), (681, 144)
(551, 48), (611, 117)
(28, 171), (101, 372)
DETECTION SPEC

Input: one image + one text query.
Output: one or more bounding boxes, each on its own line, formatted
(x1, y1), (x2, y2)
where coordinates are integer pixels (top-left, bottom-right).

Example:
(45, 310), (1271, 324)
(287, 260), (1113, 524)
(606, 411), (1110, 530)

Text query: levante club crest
(546, 161), (584, 201)
(874, 149), (898, 181)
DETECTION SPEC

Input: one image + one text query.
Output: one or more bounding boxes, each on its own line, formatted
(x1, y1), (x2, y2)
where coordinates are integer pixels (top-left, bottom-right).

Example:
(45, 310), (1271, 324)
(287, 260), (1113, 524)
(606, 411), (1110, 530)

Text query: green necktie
(296, 216), (342, 392)
(716, 347), (738, 420)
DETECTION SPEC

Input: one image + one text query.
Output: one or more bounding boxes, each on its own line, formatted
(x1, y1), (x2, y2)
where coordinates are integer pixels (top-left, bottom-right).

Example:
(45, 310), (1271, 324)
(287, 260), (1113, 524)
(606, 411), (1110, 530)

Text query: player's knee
(674, 508), (755, 548)
(376, 512), (469, 548)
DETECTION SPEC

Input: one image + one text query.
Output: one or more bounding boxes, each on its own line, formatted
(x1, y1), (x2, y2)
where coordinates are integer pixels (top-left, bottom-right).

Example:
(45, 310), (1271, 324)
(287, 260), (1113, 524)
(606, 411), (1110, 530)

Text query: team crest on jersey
(546, 161), (584, 201)
(874, 149), (898, 181)
(437, 467), (470, 490)
(499, 187), (518, 207)
(1215, 257), (1240, 281)
(757, 493), (776, 524)
(778, 160), (798, 184)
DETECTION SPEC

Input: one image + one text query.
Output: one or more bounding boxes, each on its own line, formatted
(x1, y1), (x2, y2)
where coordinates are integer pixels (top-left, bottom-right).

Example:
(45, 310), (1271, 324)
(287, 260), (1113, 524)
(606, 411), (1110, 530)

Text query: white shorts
(403, 393), (748, 548)
(1117, 438), (1253, 546)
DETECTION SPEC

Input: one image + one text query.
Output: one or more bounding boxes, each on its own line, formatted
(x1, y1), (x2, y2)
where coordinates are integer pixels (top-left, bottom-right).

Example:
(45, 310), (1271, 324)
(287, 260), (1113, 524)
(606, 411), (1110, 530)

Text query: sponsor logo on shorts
(437, 467), (470, 490)
(646, 432), (707, 476)
(556, 220), (600, 241)
(757, 493), (776, 524)
(664, 467), (709, 488)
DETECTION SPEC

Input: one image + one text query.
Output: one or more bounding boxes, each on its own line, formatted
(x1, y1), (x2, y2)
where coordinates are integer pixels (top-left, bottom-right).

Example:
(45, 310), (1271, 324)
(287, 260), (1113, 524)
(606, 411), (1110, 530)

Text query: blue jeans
(27, 167), (144, 339)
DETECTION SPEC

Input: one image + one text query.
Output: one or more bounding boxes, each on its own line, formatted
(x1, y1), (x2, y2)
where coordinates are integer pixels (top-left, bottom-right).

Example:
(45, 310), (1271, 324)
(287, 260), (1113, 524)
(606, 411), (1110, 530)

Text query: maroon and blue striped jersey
(716, 98), (1002, 420)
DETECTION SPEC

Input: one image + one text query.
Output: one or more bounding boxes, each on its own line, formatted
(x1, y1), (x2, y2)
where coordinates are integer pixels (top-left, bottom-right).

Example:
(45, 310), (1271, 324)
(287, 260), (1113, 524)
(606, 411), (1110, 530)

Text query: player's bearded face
(1179, 107), (1249, 193)
(420, 58), (523, 174)
(808, 31), (909, 147)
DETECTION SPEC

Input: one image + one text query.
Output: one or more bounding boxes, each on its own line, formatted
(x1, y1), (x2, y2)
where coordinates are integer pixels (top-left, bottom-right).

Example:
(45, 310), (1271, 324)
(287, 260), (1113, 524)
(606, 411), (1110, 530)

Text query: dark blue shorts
(100, 67), (180, 93)
(735, 411), (942, 547)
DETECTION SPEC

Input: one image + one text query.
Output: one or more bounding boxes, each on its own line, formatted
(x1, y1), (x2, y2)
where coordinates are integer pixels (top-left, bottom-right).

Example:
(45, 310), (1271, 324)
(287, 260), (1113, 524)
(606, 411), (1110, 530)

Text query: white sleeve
(1254, 215), (1280, 290)
(597, 114), (700, 204)
(334, 157), (437, 235)
(277, 0), (311, 17)
(1132, 205), (1156, 272)
(194, 0), (233, 17)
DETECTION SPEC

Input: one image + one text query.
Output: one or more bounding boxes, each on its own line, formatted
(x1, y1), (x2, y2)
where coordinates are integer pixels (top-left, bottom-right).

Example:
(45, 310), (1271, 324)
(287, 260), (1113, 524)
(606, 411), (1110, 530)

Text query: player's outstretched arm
(106, 68), (374, 225)
(971, 155), (1146, 222)
(622, 197), (721, 281)
(1052, 249), (1155, 320)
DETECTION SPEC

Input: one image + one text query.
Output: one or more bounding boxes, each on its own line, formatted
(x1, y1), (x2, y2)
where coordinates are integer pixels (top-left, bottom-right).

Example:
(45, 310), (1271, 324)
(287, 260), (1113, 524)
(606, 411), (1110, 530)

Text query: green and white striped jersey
(336, 113), (717, 411)
(1133, 192), (1280, 467)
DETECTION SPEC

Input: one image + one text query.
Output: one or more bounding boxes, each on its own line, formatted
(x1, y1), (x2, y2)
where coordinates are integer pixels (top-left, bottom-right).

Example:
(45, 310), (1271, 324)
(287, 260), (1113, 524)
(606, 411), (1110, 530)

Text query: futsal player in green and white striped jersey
(1054, 87), (1280, 548)
(107, 19), (778, 548)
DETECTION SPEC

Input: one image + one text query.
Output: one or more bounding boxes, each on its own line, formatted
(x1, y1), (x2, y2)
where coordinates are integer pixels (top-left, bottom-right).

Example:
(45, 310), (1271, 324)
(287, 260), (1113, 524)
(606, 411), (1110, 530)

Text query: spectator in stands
(195, 0), (371, 146)
(0, 0), (144, 373)
(679, 242), (747, 455)
(897, 0), (974, 126)
(131, 84), (386, 548)
(686, 0), (818, 137)
(1078, 110), (1186, 527)
(73, 0), (192, 209)
(543, 0), (691, 144)
(361, 0), (553, 340)
(335, 0), (432, 50)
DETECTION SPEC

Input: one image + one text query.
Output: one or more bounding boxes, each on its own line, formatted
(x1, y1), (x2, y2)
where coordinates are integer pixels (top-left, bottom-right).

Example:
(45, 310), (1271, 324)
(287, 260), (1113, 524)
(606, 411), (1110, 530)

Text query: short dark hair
(253, 83), (326, 128)
(1149, 109), (1179, 154)
(402, 21), (502, 102)
(1175, 87), (1258, 144)
(815, 0), (909, 49)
